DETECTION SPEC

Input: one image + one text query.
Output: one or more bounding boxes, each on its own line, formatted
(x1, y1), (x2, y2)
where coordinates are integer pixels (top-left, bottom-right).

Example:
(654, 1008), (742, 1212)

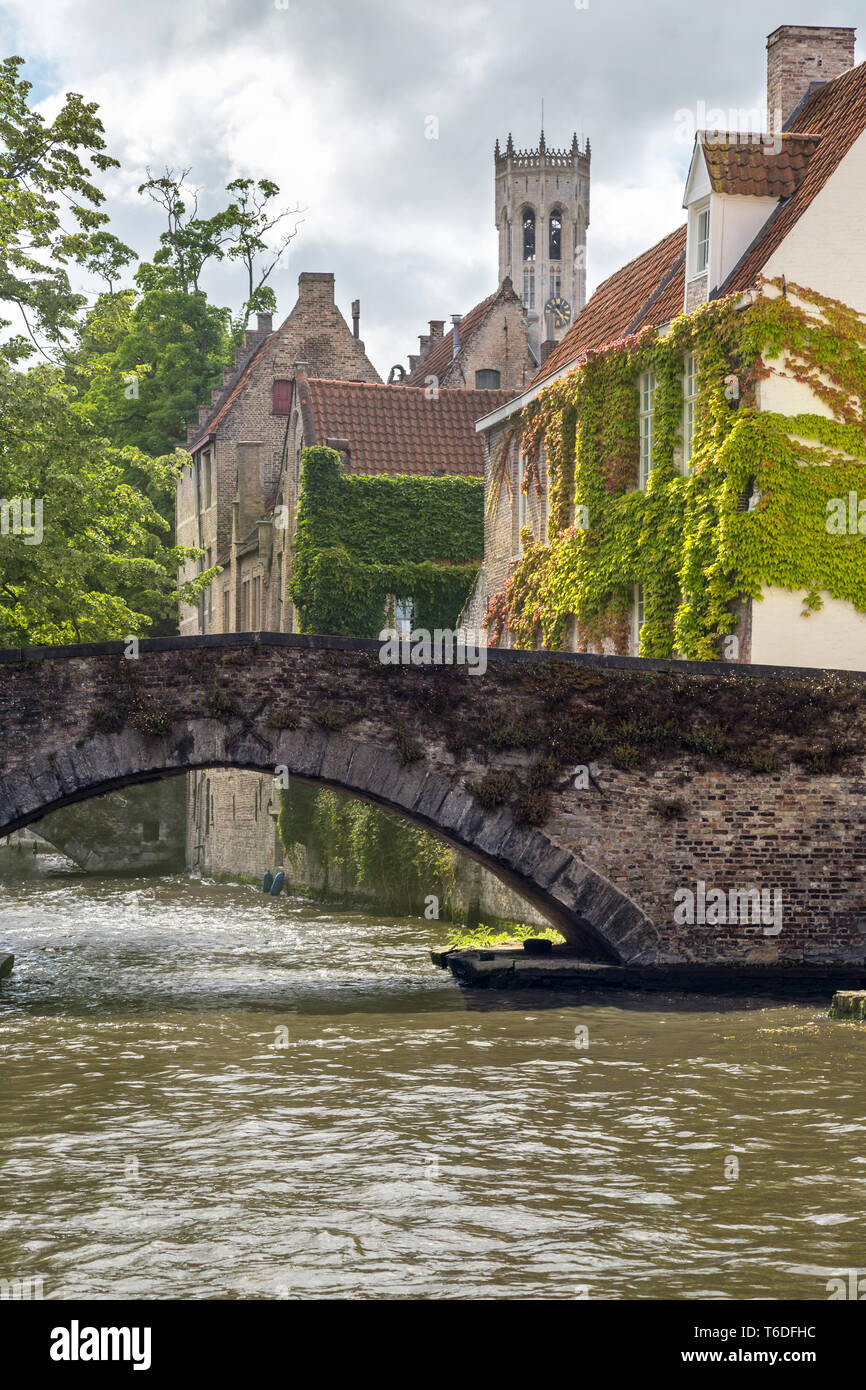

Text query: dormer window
(695, 205), (710, 274)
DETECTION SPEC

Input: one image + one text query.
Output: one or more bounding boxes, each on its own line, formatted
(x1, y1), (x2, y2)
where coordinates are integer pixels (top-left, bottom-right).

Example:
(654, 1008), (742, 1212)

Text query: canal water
(0, 872), (864, 1301)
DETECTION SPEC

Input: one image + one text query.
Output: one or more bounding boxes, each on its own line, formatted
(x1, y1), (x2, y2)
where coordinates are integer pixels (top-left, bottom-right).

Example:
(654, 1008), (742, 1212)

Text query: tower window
(549, 209), (562, 260)
(475, 369), (501, 390)
(522, 208), (536, 262)
(523, 267), (535, 310)
(549, 271), (561, 299)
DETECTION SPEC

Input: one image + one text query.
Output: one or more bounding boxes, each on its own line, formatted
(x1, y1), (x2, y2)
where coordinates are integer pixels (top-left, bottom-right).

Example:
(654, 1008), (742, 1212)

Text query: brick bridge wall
(1, 634), (865, 968)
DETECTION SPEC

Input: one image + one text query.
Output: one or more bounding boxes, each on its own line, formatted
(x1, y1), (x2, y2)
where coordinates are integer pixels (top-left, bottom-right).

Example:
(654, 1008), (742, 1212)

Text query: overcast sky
(3, 0), (861, 375)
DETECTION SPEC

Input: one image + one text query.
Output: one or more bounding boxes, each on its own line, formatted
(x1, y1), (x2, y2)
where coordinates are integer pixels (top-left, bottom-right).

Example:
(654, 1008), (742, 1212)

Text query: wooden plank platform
(433, 943), (866, 998)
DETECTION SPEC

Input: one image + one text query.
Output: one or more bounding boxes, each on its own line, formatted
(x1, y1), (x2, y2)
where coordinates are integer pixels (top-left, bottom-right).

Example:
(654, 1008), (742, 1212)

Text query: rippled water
(1, 873), (864, 1300)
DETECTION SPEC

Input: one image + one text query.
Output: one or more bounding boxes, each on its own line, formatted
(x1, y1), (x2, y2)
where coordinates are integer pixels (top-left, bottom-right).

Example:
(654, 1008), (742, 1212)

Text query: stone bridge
(1, 633), (865, 972)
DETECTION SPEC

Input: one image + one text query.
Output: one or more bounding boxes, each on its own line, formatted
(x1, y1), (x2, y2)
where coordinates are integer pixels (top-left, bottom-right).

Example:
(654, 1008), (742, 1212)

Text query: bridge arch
(0, 720), (659, 965)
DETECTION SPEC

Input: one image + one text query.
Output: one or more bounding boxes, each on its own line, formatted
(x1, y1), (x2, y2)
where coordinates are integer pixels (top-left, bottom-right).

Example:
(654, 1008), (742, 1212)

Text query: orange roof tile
(303, 378), (512, 476)
(701, 132), (821, 198)
(530, 225), (687, 387)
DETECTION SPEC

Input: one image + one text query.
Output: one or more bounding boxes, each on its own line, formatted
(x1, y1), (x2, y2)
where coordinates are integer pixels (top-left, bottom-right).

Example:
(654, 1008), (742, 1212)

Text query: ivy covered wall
(484, 278), (866, 659)
(288, 445), (483, 637)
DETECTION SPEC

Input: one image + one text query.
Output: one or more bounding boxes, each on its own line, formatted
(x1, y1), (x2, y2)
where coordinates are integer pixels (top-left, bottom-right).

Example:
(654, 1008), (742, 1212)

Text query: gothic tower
(495, 130), (590, 359)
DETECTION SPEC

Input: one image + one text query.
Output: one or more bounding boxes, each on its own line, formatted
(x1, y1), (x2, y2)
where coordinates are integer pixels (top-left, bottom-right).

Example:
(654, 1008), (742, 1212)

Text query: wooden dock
(432, 942), (866, 998)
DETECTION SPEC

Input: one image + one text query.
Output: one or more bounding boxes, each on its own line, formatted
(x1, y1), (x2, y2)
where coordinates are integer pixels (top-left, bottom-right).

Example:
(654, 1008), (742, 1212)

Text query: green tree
(0, 360), (217, 645)
(0, 55), (135, 360)
(219, 177), (303, 332)
(68, 264), (234, 463)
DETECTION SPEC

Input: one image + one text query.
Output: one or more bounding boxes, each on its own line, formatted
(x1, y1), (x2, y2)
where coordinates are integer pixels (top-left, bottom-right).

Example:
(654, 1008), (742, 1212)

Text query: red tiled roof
(723, 59), (866, 293)
(531, 225), (687, 387)
(303, 378), (512, 475)
(701, 131), (821, 198)
(404, 282), (520, 386)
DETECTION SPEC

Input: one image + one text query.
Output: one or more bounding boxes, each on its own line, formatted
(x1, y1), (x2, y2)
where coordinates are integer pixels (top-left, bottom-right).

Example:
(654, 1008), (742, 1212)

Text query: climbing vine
(289, 446), (483, 636)
(484, 279), (866, 658)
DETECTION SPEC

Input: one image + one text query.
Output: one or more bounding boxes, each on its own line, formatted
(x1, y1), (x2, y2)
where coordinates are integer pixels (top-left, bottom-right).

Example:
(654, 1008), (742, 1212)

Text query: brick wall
(767, 24), (855, 131)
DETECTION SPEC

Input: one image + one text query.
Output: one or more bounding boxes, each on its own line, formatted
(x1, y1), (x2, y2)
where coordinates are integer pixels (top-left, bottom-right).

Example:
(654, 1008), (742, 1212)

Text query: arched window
(475, 368), (501, 389)
(549, 209), (562, 260)
(522, 208), (535, 262)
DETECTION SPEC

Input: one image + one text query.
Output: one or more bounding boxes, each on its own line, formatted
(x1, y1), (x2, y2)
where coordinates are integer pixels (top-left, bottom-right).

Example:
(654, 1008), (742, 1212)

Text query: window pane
(549, 210), (562, 260)
(522, 208), (536, 261)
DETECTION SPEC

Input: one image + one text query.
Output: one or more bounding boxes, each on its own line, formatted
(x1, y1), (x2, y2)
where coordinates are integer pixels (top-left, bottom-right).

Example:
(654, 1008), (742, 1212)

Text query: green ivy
(278, 781), (455, 914)
(485, 279), (866, 658)
(288, 446), (483, 636)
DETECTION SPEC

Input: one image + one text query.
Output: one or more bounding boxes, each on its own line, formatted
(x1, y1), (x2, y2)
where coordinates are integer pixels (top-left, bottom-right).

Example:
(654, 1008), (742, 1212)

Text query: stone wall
(190, 765), (549, 927)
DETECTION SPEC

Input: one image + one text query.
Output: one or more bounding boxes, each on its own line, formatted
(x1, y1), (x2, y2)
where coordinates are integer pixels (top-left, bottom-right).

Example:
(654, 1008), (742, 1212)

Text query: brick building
(395, 278), (535, 394)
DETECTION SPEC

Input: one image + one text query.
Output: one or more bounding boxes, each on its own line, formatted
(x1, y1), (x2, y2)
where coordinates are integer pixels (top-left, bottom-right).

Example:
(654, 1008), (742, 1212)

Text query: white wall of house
(751, 587), (866, 671)
(761, 127), (866, 313)
(711, 191), (778, 288)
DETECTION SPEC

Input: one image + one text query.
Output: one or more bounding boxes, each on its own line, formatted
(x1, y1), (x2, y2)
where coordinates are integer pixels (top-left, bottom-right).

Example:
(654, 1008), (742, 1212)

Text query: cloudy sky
(3, 0), (860, 374)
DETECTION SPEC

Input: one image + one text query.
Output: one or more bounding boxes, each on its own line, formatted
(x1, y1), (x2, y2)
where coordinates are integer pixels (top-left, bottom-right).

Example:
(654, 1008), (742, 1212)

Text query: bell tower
(495, 129), (590, 359)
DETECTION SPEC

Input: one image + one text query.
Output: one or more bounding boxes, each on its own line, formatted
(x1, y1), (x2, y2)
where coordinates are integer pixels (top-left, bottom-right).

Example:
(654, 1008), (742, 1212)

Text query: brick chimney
(767, 24), (856, 131)
(297, 271), (335, 304)
(429, 319), (445, 344)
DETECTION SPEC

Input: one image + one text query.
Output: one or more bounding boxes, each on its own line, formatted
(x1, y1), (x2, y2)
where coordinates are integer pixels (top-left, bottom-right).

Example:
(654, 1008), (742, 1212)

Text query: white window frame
(638, 371), (655, 489)
(694, 202), (710, 276)
(682, 352), (698, 470)
(633, 583), (645, 655)
(394, 597), (414, 639)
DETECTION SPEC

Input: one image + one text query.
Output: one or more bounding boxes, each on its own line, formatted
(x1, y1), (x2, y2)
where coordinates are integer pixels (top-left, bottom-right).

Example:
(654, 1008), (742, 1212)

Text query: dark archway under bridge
(1, 632), (865, 971)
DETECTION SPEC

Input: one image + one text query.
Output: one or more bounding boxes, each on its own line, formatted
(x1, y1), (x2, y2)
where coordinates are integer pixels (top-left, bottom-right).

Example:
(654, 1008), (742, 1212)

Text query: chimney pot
(451, 313), (463, 360)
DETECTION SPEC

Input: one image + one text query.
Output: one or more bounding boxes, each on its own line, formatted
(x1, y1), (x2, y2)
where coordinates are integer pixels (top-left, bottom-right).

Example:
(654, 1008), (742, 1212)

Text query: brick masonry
(1, 634), (864, 971)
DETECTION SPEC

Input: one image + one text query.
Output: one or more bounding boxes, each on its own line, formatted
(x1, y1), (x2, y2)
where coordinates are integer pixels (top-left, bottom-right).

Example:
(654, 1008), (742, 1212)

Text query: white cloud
(3, 0), (847, 375)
